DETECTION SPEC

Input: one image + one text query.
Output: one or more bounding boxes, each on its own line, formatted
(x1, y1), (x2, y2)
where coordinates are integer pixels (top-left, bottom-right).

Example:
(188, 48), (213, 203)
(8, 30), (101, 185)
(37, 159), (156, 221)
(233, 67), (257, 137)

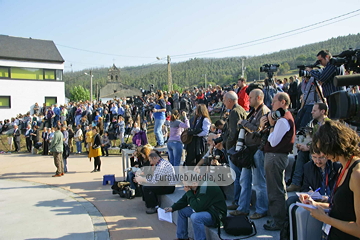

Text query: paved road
(0, 153), (176, 240)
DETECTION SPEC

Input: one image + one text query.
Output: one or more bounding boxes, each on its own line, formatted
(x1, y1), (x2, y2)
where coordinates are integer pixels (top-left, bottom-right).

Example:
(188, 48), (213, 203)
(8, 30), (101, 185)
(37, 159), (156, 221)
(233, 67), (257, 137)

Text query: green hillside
(63, 33), (360, 98)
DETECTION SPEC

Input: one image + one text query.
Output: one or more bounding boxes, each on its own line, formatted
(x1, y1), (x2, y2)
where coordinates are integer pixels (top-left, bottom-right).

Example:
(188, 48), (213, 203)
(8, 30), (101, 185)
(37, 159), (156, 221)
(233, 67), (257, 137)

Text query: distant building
(99, 64), (140, 100)
(0, 35), (65, 120)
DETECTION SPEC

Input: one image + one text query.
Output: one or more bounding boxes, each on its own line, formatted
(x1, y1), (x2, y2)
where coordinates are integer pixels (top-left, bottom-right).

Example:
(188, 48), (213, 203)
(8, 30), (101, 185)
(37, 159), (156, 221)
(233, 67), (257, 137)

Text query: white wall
(0, 59), (64, 69)
(0, 79), (65, 120)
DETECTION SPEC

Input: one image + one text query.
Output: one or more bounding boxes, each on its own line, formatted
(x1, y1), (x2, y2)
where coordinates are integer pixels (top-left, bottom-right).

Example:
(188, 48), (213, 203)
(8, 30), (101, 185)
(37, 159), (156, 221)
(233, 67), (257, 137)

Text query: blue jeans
(154, 118), (165, 146)
(167, 141), (183, 166)
(229, 159), (241, 204)
(291, 150), (311, 186)
(76, 141), (82, 153)
(75, 115), (81, 126)
(177, 206), (215, 240)
(237, 150), (268, 214)
(126, 171), (137, 189)
(104, 122), (110, 132)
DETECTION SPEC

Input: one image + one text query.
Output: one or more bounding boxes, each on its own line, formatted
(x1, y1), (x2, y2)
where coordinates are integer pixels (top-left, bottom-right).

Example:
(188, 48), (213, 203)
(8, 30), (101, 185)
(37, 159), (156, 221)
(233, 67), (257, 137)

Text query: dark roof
(0, 35), (64, 63)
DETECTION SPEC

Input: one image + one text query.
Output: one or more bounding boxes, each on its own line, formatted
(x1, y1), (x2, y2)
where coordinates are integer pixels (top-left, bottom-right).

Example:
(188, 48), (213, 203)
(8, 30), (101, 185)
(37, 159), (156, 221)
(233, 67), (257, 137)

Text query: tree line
(64, 33), (360, 99)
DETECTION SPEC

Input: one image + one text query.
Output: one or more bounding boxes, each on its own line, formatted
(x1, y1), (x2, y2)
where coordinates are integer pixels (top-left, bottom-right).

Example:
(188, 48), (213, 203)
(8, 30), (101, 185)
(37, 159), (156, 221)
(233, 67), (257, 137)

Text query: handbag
(228, 145), (258, 169)
(181, 129), (193, 144)
(218, 215), (257, 239)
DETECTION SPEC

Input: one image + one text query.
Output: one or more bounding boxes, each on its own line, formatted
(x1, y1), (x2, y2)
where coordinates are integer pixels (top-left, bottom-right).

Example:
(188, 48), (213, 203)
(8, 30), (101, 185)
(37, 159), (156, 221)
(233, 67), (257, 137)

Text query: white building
(0, 35), (65, 120)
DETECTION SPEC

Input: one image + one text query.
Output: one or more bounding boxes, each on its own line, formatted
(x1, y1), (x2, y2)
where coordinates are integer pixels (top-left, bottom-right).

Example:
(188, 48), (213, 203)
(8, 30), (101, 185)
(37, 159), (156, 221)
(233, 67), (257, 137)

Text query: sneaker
(229, 210), (249, 216)
(146, 208), (158, 214)
(250, 212), (267, 219)
(286, 184), (301, 192)
(227, 204), (239, 210)
(52, 174), (62, 177)
(91, 169), (97, 173)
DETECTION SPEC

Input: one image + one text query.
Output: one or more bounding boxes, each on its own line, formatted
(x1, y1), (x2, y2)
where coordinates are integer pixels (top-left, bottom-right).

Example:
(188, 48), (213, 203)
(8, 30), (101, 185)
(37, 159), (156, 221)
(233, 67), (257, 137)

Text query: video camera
(297, 61), (321, 77)
(140, 84), (155, 97)
(133, 96), (144, 108)
(260, 64), (280, 79)
(331, 48), (360, 72)
(329, 74), (360, 126)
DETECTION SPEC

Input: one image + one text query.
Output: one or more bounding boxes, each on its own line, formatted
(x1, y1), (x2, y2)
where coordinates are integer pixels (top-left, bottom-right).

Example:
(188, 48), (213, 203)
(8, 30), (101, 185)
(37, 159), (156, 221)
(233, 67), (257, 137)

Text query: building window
(11, 67), (44, 80)
(45, 97), (57, 106)
(44, 69), (55, 80)
(0, 67), (10, 78)
(0, 96), (11, 108)
(56, 70), (63, 80)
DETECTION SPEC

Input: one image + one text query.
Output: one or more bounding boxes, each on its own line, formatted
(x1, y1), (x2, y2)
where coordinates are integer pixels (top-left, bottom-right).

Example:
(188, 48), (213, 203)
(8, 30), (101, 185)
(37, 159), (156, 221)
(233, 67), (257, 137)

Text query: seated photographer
(134, 152), (175, 214)
(287, 103), (330, 192)
(164, 170), (227, 240)
(194, 133), (220, 168)
(126, 144), (152, 190)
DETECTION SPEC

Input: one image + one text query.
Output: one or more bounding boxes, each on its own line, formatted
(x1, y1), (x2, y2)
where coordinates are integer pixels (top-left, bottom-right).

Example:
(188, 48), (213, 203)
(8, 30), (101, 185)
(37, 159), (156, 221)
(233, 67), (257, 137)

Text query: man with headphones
(260, 92), (295, 231)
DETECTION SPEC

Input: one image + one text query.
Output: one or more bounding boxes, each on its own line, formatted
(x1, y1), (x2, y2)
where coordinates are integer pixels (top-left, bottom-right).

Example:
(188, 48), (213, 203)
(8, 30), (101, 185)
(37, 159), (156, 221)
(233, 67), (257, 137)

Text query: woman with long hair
(184, 104), (211, 166)
(152, 90), (167, 147)
(300, 121), (360, 239)
(89, 126), (102, 172)
(167, 110), (190, 166)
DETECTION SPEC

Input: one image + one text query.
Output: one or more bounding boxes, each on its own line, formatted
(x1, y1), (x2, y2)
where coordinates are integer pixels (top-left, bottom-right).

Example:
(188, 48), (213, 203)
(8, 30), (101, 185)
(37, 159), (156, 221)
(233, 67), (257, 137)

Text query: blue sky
(1, 0), (359, 72)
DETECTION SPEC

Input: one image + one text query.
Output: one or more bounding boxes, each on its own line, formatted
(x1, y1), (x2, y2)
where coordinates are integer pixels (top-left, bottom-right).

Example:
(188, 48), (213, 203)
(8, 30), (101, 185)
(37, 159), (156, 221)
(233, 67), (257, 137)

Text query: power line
(171, 9), (360, 58)
(172, 12), (360, 59)
(56, 44), (155, 59)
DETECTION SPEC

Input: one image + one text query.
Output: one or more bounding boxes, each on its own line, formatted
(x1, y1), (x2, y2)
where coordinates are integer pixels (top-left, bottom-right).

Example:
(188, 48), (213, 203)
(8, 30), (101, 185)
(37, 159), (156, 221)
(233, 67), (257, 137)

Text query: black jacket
(301, 160), (341, 195)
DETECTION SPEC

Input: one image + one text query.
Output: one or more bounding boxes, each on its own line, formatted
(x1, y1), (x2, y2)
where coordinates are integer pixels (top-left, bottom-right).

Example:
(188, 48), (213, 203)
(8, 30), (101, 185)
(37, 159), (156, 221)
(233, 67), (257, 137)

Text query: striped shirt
(310, 62), (345, 98)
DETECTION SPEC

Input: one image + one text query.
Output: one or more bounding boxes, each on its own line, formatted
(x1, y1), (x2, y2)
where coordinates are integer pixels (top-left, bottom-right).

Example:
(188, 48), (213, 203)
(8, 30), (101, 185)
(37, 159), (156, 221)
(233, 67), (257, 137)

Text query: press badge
(322, 223), (331, 235)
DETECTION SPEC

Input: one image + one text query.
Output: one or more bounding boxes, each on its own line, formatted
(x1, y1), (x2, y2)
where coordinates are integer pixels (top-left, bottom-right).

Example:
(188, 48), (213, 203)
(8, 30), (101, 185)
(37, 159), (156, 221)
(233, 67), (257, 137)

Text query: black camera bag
(228, 145), (258, 169)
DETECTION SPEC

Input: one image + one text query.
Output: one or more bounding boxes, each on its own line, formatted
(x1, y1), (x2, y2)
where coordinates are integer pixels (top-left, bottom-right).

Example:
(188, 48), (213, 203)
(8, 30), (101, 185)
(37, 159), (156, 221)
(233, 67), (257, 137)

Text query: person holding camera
(306, 49), (345, 100)
(229, 89), (270, 220)
(222, 91), (247, 207)
(260, 92), (295, 231)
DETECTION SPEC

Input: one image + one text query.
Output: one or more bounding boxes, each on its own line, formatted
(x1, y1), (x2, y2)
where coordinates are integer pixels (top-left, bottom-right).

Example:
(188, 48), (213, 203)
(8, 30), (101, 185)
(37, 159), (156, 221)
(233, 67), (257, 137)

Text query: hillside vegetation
(63, 33), (360, 97)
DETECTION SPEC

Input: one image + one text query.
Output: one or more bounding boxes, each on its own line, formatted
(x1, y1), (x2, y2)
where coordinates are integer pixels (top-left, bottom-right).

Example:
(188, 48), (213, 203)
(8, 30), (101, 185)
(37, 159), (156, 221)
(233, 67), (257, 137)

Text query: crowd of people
(1, 49), (360, 240)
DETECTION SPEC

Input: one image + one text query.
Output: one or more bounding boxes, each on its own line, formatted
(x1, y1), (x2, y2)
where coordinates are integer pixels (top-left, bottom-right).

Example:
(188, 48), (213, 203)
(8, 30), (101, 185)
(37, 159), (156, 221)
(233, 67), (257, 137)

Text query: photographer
(195, 133), (228, 168)
(306, 50), (345, 99)
(261, 92), (295, 231)
(295, 76), (325, 130)
(222, 91), (248, 150)
(228, 89), (270, 220)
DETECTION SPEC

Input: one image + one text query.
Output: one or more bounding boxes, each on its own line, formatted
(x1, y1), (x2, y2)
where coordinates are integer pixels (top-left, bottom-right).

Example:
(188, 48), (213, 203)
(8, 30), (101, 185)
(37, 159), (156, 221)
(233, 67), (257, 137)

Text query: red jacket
(237, 85), (250, 111)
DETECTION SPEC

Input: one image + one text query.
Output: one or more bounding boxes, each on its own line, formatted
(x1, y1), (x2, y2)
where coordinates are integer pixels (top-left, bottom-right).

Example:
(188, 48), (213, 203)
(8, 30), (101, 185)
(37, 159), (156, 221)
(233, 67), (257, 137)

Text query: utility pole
(204, 74), (207, 88)
(90, 70), (93, 103)
(167, 55), (173, 92)
(96, 82), (99, 101)
(241, 58), (246, 78)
